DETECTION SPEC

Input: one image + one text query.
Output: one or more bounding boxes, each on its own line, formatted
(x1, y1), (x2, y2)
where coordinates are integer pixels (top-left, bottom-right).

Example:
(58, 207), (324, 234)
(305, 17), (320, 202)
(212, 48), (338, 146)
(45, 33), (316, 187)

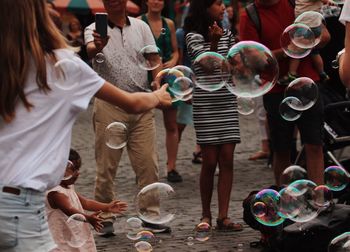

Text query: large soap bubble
(280, 24), (312, 59)
(193, 52), (230, 92)
(137, 45), (162, 71)
(251, 189), (285, 227)
(284, 77), (318, 111)
(135, 182), (176, 225)
(226, 41), (279, 98)
(64, 214), (91, 248)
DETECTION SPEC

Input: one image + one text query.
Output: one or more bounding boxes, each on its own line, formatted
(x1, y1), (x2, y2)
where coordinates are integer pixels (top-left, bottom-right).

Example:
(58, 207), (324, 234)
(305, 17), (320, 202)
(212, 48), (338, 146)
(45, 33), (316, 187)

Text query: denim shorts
(0, 185), (57, 252)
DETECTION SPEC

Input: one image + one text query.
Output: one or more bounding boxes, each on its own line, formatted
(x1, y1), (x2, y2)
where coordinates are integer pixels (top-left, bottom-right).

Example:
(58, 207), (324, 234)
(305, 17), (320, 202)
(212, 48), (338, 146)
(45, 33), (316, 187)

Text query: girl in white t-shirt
(46, 150), (127, 252)
(0, 0), (171, 251)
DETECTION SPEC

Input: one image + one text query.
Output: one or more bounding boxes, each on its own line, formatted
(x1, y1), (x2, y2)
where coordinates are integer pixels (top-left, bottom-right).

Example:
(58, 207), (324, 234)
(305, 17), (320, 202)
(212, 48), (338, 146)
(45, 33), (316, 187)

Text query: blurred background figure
(139, 0), (183, 183)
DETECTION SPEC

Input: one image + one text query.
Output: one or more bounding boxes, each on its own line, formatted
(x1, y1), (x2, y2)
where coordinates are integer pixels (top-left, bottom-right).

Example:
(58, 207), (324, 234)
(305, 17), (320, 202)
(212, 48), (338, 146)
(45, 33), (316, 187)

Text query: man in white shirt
(85, 0), (169, 232)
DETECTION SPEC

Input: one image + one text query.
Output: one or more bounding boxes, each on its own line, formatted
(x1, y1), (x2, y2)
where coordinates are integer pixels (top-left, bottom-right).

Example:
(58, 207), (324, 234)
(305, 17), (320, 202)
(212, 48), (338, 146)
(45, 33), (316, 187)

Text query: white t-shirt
(339, 0), (350, 25)
(0, 49), (104, 191)
(84, 17), (156, 93)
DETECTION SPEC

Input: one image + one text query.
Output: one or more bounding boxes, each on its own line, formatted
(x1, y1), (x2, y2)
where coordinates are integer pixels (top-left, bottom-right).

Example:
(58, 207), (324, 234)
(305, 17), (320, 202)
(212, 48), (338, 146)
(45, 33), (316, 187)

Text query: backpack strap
(245, 3), (262, 38)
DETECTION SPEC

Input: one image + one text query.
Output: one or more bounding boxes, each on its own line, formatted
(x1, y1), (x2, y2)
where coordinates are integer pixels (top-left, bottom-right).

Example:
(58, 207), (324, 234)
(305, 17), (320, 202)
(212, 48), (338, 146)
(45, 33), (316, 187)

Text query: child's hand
(208, 21), (223, 42)
(107, 200), (128, 213)
(86, 212), (104, 232)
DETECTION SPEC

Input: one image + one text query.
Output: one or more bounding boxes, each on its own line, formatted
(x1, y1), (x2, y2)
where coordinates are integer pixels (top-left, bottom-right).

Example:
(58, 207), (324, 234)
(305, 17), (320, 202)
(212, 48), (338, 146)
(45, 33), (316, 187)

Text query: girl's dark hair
(183, 0), (222, 41)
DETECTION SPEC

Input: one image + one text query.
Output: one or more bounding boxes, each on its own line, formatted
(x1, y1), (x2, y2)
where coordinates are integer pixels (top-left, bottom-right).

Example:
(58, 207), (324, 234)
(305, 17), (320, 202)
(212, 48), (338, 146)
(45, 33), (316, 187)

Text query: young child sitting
(284, 0), (331, 83)
(46, 149), (127, 251)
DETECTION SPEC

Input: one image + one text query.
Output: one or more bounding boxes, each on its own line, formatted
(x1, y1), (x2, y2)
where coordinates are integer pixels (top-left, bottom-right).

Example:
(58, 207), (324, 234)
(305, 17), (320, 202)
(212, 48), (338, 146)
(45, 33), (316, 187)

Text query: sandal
(248, 150), (270, 161)
(192, 151), (202, 164)
(216, 217), (243, 232)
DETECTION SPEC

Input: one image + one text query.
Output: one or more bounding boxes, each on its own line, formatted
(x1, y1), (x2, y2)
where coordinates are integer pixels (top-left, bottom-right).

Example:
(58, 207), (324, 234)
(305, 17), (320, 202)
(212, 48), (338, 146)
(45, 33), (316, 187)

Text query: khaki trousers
(93, 98), (159, 203)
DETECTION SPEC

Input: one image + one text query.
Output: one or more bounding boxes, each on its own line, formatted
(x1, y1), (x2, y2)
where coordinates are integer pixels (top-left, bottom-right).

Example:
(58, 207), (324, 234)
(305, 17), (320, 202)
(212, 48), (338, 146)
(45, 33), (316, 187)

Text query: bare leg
(304, 143), (324, 185)
(273, 150), (291, 186)
(163, 108), (179, 172)
(217, 143), (236, 219)
(200, 145), (219, 219)
(311, 54), (325, 74)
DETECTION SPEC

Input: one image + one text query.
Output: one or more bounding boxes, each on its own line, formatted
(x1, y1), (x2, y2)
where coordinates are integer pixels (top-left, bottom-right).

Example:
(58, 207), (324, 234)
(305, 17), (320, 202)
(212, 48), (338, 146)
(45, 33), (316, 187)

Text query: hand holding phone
(95, 13), (108, 38)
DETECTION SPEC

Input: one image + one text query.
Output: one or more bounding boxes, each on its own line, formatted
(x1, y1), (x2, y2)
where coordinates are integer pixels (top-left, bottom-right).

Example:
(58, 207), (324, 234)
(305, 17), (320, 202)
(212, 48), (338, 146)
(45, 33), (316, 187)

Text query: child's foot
(319, 71), (330, 83)
(279, 72), (298, 85)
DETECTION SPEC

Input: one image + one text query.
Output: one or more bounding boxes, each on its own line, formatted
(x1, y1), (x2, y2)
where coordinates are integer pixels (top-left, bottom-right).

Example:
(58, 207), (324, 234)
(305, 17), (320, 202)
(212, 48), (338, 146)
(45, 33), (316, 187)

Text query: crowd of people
(0, 0), (349, 251)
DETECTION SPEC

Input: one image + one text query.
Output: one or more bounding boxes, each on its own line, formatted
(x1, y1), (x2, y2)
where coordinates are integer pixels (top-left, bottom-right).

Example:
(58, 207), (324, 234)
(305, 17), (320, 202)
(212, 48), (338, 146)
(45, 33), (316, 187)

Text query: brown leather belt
(2, 186), (21, 195)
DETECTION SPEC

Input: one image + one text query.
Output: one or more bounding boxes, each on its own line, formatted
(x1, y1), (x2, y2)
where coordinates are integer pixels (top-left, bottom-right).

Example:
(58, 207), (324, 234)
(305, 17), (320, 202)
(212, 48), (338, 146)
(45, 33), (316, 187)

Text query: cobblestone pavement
(71, 104), (275, 252)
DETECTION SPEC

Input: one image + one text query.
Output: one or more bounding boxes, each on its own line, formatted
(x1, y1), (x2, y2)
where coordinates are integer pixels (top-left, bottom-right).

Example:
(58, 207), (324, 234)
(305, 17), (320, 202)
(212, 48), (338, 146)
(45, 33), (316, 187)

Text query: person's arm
(340, 22), (350, 87)
(94, 81), (171, 113)
(163, 19), (179, 68)
(47, 191), (103, 231)
(77, 194), (128, 213)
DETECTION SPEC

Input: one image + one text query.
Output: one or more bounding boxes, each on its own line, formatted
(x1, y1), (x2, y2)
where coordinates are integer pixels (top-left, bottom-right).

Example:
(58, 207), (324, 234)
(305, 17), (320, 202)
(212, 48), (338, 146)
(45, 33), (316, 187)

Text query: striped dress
(186, 30), (240, 145)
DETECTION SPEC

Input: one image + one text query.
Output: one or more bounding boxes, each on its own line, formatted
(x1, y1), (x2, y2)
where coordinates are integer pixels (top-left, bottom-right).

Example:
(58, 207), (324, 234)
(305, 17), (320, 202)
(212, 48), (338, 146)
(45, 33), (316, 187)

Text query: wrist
(153, 91), (161, 106)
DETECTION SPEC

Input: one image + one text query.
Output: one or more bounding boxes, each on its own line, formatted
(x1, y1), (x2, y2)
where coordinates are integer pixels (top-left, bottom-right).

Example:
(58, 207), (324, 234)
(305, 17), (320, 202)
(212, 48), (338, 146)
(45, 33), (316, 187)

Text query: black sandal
(216, 217), (243, 232)
(192, 151), (202, 164)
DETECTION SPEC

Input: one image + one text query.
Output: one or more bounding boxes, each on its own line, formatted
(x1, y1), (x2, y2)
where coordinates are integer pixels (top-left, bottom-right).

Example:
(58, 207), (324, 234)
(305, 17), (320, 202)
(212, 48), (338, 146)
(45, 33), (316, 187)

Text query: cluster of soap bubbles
(279, 77), (319, 121)
(155, 65), (195, 102)
(280, 11), (325, 59)
(93, 40), (281, 116)
(63, 182), (177, 250)
(191, 41), (279, 116)
(250, 165), (349, 227)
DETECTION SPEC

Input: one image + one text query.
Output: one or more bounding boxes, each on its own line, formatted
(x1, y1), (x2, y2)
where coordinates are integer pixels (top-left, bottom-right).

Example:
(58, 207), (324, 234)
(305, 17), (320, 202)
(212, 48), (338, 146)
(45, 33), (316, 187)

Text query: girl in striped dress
(184, 0), (242, 231)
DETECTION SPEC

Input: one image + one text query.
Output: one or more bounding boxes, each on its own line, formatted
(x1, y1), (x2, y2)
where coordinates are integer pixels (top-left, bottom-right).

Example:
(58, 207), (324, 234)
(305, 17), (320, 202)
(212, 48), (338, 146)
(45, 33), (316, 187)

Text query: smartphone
(95, 12), (108, 38)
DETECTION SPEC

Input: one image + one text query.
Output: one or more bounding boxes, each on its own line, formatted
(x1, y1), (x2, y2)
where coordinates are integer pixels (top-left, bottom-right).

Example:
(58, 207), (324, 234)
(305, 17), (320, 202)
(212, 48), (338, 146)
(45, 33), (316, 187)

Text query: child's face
(61, 161), (80, 186)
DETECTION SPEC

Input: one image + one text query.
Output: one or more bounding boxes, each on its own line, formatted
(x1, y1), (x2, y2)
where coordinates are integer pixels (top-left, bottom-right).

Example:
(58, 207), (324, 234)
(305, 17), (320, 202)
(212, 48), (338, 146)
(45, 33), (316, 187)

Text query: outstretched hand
(107, 200), (128, 213)
(86, 212), (103, 232)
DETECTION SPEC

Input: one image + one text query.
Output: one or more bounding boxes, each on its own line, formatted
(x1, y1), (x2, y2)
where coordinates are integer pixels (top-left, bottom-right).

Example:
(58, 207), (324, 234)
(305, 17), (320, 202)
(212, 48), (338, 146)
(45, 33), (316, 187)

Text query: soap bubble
(194, 222), (212, 242)
(193, 52), (230, 92)
(324, 166), (350, 192)
(135, 183), (176, 225)
(226, 41), (278, 98)
(284, 77), (318, 111)
(294, 11), (324, 46)
(280, 165), (308, 186)
(237, 96), (255, 115)
(251, 189), (285, 226)
(280, 24), (312, 59)
(137, 45), (162, 71)
(65, 214), (91, 248)
(279, 97), (303, 121)
(328, 232), (350, 252)
(105, 122), (128, 149)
